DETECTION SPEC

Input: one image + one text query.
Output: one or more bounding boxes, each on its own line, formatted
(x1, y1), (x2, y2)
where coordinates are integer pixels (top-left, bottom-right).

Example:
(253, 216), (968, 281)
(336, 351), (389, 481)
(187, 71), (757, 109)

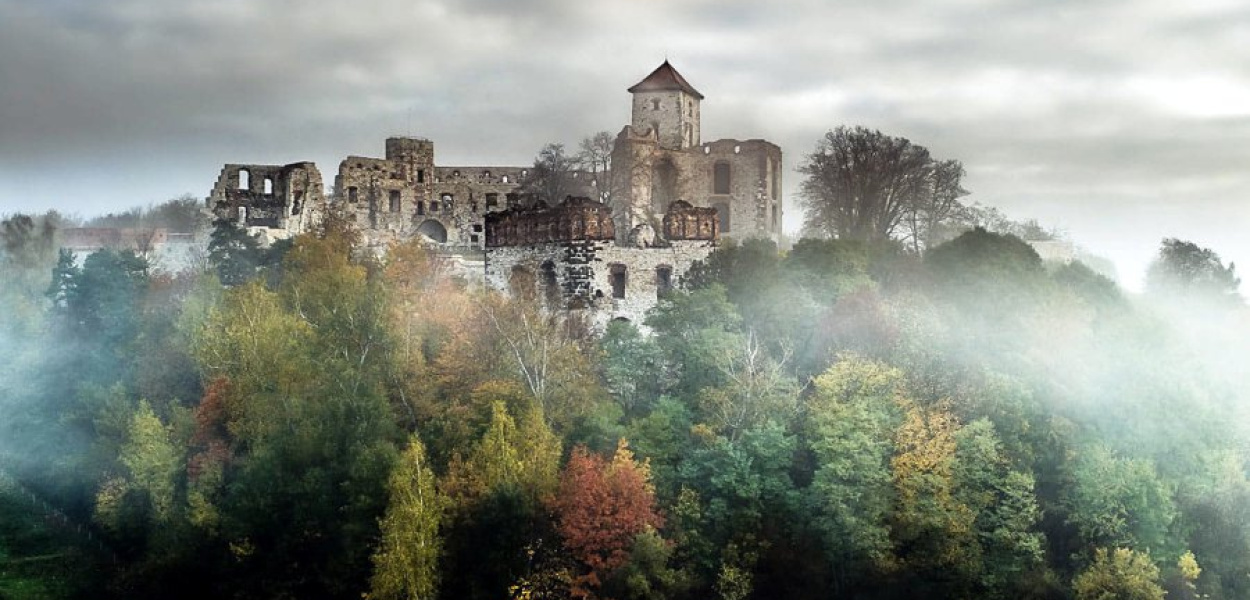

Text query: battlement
(486, 196), (616, 247)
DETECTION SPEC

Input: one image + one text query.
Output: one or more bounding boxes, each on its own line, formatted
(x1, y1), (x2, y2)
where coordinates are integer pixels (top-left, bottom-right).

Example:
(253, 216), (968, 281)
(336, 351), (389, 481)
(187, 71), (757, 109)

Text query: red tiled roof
(627, 60), (704, 100)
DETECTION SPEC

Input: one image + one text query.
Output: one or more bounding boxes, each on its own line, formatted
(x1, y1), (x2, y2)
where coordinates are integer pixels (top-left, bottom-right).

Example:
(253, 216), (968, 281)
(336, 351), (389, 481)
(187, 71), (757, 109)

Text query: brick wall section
(485, 196), (615, 247)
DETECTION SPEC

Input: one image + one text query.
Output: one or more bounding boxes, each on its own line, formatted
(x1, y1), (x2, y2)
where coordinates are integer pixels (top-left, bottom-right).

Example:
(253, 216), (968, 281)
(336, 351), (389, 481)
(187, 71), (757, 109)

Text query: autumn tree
(371, 434), (444, 600)
(1073, 548), (1165, 600)
(551, 441), (664, 598)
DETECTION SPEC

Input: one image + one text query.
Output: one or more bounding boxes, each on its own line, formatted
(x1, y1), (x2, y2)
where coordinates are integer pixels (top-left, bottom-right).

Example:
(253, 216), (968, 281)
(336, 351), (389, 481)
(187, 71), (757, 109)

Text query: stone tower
(628, 60), (703, 150)
(612, 61), (783, 245)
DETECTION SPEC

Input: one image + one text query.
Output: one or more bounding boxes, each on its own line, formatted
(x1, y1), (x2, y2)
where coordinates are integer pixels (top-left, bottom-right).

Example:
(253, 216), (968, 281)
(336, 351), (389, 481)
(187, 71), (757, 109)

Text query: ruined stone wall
(208, 162), (323, 235)
(334, 138), (537, 252)
(485, 196), (615, 247)
(484, 239), (714, 330)
(610, 131), (782, 244)
(693, 139), (783, 242)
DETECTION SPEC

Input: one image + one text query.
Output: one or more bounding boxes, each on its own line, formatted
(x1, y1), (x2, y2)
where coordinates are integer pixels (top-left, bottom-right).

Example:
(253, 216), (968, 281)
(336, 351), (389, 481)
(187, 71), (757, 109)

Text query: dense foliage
(1, 209), (1248, 600)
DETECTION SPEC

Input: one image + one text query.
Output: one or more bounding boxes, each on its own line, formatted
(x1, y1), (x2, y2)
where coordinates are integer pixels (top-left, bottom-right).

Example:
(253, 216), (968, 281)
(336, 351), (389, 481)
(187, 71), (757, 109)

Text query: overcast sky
(2, 0), (1248, 290)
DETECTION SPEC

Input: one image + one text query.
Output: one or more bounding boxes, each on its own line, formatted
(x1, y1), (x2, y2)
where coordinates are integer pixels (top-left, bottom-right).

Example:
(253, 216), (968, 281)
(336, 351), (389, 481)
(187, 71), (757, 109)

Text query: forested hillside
(1, 211), (1247, 600)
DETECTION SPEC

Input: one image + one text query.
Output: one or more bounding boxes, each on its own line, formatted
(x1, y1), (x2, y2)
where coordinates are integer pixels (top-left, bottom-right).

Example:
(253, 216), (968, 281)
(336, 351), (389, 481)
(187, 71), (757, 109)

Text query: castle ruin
(206, 61), (782, 328)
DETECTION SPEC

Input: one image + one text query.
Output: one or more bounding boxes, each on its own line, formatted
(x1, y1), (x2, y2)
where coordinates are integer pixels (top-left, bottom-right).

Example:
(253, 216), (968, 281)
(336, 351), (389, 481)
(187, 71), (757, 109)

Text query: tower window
(238, 169), (250, 190)
(389, 190), (401, 212)
(609, 264), (627, 299)
(417, 201), (425, 215)
(347, 186), (358, 203)
(651, 98), (660, 110)
(417, 169), (425, 183)
(263, 178), (273, 195)
(441, 194), (453, 212)
(713, 162), (731, 194)
(486, 193), (499, 208)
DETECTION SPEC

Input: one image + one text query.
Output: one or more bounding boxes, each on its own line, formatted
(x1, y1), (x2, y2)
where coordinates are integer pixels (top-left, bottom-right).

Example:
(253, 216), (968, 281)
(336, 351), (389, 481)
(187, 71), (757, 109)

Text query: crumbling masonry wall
(334, 137), (534, 252)
(485, 197), (716, 329)
(484, 239), (714, 329)
(610, 130), (782, 245)
(208, 162), (324, 236)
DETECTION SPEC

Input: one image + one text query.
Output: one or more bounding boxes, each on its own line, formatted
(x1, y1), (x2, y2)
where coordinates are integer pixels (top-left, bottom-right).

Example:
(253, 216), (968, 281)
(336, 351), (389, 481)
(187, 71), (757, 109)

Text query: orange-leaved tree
(550, 440), (664, 598)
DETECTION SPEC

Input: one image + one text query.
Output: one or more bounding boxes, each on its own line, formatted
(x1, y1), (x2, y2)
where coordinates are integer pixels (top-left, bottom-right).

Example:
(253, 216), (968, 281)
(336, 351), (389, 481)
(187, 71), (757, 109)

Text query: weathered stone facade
(485, 197), (715, 328)
(206, 61), (780, 329)
(334, 137), (540, 252)
(611, 61), (783, 245)
(208, 162), (324, 240)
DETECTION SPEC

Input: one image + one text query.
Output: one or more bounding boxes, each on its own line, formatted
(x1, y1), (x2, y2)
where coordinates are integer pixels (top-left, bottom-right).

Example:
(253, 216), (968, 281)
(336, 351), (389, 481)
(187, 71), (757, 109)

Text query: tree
(578, 131), (615, 204)
(525, 143), (579, 206)
(697, 330), (799, 440)
(1065, 445), (1178, 555)
(371, 434), (444, 600)
(1146, 238), (1241, 305)
(551, 441), (664, 597)
(805, 356), (905, 584)
(798, 126), (967, 243)
(900, 159), (970, 252)
(1073, 548), (1165, 600)
(207, 218), (264, 286)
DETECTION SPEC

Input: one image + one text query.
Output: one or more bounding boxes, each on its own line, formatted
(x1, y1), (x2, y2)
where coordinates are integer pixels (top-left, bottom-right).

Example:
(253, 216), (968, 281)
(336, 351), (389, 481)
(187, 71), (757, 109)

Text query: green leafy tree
(1066, 445), (1178, 556)
(805, 357), (905, 584)
(371, 435), (444, 600)
(1146, 238), (1241, 305)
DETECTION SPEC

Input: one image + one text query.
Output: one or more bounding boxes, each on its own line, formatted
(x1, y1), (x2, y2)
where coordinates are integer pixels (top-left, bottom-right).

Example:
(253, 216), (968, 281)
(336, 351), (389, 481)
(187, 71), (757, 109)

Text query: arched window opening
(502, 174), (510, 183)
(609, 263), (627, 299)
(416, 219), (447, 243)
(417, 201), (425, 216)
(238, 169), (250, 190)
(347, 186), (358, 203)
(263, 177), (273, 195)
(389, 190), (401, 212)
(713, 162), (731, 195)
(417, 169), (425, 183)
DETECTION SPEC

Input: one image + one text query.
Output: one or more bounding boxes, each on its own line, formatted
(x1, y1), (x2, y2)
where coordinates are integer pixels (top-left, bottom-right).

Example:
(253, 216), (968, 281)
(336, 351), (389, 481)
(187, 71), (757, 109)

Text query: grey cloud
(1, 0), (1247, 290)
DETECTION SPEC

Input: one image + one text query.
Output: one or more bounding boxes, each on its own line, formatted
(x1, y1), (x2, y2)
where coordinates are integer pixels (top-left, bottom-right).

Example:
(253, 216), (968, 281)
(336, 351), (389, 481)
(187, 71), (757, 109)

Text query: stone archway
(416, 219), (448, 243)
